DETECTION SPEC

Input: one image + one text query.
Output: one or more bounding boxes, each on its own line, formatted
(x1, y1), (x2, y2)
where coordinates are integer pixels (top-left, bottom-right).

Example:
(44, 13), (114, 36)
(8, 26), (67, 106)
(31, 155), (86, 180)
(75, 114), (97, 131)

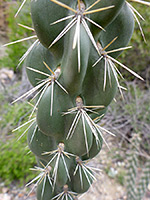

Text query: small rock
(0, 68), (15, 84)
(0, 194), (12, 200)
(2, 187), (9, 193)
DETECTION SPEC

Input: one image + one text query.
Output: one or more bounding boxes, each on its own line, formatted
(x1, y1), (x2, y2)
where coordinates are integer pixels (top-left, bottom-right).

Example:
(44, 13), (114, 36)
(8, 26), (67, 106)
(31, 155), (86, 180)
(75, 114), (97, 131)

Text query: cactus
(8, 0), (150, 199)
(126, 134), (150, 200)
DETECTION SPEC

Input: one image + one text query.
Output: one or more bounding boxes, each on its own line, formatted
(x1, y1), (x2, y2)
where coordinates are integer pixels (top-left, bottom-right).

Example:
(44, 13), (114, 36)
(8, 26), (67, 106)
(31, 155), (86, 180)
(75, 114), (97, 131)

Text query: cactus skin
(27, 122), (57, 161)
(25, 42), (56, 87)
(99, 2), (135, 58)
(69, 157), (93, 194)
(61, 24), (91, 97)
(36, 177), (54, 200)
(64, 117), (93, 157)
(85, 0), (125, 37)
(30, 0), (74, 62)
(14, 0), (147, 199)
(71, 167), (93, 194)
(36, 84), (73, 140)
(82, 133), (103, 160)
(82, 54), (117, 108)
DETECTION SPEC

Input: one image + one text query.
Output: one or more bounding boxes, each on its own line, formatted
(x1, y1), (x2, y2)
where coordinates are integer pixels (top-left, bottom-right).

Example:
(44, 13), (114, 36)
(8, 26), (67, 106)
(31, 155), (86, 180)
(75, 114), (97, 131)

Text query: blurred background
(0, 0), (150, 199)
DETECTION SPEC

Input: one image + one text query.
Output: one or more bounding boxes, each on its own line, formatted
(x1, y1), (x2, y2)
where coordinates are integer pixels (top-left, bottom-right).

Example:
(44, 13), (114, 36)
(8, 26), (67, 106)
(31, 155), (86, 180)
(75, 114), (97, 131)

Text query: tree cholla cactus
(9, 0), (150, 199)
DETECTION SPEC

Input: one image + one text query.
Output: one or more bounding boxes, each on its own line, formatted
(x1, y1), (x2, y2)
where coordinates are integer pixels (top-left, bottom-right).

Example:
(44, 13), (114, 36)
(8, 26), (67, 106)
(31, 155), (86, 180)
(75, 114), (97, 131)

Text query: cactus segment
(31, 0), (125, 65)
(37, 83), (72, 140)
(42, 143), (75, 188)
(61, 24), (91, 96)
(82, 46), (118, 106)
(64, 115), (93, 156)
(64, 97), (104, 153)
(27, 122), (57, 161)
(26, 42), (56, 87)
(13, 65), (68, 121)
(31, 0), (74, 61)
(63, 96), (113, 152)
(70, 157), (94, 193)
(83, 36), (142, 99)
(93, 42), (144, 95)
(99, 2), (135, 58)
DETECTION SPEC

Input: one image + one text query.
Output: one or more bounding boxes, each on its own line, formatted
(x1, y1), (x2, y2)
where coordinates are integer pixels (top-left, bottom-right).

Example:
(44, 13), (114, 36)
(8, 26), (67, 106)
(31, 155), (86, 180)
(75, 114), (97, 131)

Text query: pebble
(0, 68), (15, 84)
